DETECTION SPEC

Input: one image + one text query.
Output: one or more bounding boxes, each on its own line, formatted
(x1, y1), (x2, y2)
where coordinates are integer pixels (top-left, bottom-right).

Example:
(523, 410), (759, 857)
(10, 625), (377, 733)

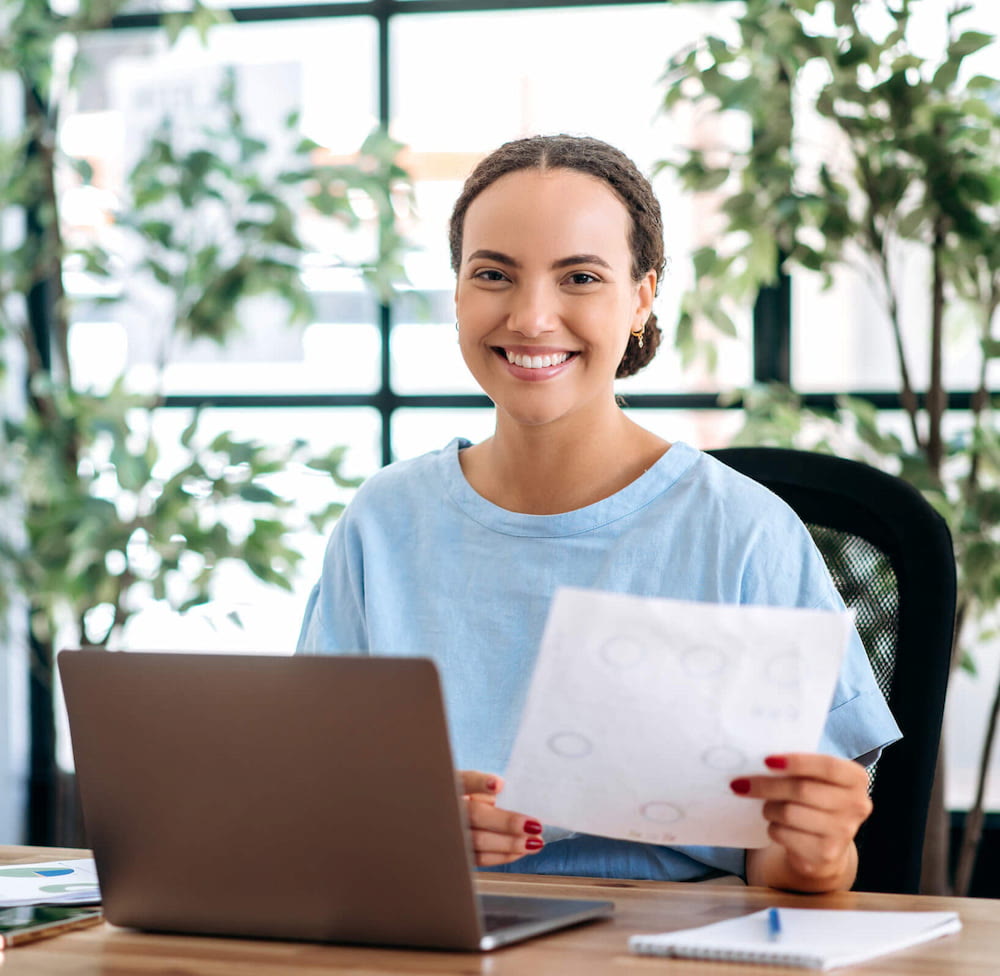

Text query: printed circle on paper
(547, 731), (594, 759)
(701, 745), (747, 771)
(599, 635), (647, 669)
(640, 801), (684, 824)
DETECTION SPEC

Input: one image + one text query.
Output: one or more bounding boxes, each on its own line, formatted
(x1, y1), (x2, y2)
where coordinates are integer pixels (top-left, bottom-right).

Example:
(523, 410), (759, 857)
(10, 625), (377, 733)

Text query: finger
(765, 821), (853, 876)
(465, 796), (543, 839)
(762, 753), (870, 789)
(761, 799), (867, 840)
(733, 775), (870, 816)
(458, 770), (504, 797)
(465, 799), (545, 865)
(475, 846), (544, 868)
(470, 826), (546, 856)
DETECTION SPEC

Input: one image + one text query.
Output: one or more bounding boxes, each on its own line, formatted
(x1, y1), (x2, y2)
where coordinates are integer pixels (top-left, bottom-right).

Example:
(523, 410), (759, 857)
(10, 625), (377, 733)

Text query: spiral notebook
(629, 908), (961, 970)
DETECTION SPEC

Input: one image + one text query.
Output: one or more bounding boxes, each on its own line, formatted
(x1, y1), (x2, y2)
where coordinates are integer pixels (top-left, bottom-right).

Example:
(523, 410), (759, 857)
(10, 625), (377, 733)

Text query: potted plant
(659, 0), (998, 894)
(0, 1), (413, 842)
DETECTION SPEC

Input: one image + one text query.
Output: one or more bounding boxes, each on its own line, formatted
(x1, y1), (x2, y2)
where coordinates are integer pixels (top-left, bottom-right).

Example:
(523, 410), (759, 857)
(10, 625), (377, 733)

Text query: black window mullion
(752, 264), (792, 387)
(376, 0), (395, 464)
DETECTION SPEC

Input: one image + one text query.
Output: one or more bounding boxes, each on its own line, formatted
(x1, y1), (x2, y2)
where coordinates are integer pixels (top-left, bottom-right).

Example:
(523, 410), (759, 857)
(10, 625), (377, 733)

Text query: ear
(633, 270), (656, 328)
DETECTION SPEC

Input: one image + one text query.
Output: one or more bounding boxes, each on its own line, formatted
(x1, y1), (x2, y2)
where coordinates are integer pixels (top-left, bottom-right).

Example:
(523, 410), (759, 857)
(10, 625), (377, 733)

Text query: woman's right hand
(458, 771), (545, 867)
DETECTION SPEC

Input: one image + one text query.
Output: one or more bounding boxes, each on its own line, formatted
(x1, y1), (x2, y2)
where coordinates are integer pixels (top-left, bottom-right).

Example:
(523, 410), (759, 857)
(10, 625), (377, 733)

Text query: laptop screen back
(58, 651), (486, 948)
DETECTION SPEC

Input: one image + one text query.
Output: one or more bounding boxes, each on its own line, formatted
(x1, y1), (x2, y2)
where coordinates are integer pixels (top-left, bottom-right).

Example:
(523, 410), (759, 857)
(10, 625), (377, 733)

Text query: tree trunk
(920, 744), (953, 894)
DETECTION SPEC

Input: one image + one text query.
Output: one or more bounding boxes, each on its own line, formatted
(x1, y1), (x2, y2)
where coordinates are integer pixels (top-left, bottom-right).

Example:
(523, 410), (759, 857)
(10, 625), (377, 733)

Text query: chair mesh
(805, 524), (900, 792)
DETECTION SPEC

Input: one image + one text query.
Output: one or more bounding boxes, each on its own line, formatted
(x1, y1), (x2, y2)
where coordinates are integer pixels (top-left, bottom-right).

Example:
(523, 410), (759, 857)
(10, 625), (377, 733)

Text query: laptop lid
(58, 651), (611, 951)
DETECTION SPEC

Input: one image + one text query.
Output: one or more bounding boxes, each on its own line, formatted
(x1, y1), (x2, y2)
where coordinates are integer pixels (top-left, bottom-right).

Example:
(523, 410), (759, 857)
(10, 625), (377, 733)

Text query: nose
(509, 281), (558, 337)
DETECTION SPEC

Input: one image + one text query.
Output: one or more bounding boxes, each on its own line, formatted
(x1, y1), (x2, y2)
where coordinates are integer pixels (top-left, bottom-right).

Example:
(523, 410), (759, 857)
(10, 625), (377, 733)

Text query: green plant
(659, 0), (998, 894)
(0, 1), (413, 839)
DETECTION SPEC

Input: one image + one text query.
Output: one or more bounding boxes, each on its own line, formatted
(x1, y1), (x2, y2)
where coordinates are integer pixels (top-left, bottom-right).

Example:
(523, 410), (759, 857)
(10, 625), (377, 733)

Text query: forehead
(461, 168), (632, 261)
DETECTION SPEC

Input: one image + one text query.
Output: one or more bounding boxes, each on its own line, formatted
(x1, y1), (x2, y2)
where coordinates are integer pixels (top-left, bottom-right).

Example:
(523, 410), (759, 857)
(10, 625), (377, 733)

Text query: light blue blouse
(298, 439), (901, 881)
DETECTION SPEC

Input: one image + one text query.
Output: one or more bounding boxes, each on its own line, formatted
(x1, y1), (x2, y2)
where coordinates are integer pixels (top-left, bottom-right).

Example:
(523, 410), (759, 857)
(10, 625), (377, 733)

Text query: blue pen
(768, 907), (782, 941)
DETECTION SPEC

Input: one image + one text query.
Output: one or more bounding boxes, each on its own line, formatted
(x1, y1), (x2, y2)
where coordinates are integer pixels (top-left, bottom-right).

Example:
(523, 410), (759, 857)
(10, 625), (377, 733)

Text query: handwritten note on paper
(501, 588), (852, 849)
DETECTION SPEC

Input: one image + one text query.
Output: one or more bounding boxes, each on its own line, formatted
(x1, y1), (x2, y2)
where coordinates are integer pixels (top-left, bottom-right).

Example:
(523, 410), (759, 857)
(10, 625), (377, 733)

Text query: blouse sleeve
(295, 510), (369, 656)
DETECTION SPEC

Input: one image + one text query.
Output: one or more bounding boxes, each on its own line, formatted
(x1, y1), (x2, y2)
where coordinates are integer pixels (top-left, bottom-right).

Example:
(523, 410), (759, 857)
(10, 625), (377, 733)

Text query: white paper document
(502, 588), (852, 848)
(0, 859), (100, 907)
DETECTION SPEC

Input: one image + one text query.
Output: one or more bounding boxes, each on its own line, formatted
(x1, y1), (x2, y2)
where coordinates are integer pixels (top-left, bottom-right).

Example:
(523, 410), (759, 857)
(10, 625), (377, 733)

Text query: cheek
(612, 328), (631, 365)
(457, 328), (494, 378)
(455, 287), (494, 327)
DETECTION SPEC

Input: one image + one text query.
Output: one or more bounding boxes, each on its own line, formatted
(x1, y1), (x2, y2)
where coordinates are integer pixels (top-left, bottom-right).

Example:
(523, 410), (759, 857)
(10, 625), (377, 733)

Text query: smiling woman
(451, 145), (661, 512)
(296, 133), (902, 895)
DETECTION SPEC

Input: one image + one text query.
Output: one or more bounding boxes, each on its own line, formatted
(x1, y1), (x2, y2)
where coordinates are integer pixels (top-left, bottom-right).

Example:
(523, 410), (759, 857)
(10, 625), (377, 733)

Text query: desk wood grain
(1, 846), (996, 975)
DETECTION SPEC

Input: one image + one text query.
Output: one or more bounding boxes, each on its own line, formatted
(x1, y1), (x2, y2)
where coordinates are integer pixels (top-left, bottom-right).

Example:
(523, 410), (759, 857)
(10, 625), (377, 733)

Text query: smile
(504, 351), (574, 369)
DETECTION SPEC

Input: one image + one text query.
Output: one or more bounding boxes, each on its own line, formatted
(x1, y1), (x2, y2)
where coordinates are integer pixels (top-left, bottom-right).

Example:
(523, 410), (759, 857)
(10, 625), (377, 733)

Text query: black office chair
(709, 447), (956, 895)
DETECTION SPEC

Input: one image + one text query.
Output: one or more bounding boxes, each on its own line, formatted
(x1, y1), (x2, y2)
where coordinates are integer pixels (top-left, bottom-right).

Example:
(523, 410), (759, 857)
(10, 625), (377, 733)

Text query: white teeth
(505, 351), (571, 369)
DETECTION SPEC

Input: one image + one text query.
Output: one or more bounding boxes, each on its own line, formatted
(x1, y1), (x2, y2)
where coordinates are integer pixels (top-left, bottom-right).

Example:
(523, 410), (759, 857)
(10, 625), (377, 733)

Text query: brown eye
(473, 269), (508, 282)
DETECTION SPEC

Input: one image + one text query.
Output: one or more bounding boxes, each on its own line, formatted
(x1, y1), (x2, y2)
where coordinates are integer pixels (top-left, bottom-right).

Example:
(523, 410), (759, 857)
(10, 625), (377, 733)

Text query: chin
(496, 402), (574, 429)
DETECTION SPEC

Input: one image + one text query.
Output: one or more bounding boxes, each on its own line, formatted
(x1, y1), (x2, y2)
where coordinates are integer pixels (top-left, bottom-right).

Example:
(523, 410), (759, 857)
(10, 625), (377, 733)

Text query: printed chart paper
(502, 588), (852, 848)
(0, 859), (100, 907)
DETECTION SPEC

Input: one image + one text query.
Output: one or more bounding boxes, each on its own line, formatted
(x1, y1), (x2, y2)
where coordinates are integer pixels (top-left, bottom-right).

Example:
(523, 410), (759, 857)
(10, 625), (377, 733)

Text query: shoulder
(667, 444), (835, 606)
(346, 439), (461, 510)
(328, 439), (472, 556)
(673, 444), (806, 534)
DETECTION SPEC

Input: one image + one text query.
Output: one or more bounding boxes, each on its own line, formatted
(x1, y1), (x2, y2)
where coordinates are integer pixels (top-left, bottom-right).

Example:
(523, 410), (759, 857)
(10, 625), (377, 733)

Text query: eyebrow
(467, 249), (520, 268)
(466, 249), (613, 271)
(552, 253), (612, 271)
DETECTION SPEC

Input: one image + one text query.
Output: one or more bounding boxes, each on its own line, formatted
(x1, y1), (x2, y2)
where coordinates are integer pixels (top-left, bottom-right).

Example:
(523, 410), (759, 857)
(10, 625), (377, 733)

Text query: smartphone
(0, 904), (104, 948)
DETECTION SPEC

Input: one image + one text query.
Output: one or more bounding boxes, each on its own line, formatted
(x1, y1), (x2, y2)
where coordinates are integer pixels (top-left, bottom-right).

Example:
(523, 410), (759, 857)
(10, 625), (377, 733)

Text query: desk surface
(1, 846), (996, 975)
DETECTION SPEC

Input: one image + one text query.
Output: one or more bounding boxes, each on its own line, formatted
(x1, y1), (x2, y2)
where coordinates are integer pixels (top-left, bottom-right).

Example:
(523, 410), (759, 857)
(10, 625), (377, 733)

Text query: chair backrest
(708, 447), (956, 894)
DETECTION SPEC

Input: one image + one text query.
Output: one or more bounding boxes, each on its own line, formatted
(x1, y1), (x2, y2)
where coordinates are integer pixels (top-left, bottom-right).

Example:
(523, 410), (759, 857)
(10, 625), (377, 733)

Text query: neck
(460, 405), (670, 515)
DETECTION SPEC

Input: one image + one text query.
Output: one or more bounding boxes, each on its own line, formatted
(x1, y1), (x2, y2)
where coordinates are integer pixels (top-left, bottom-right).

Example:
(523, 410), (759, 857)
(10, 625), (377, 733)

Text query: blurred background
(1, 0), (997, 893)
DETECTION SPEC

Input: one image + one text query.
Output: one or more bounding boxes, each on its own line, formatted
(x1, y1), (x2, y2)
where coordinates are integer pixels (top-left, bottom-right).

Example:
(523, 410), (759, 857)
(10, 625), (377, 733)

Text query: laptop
(58, 650), (612, 951)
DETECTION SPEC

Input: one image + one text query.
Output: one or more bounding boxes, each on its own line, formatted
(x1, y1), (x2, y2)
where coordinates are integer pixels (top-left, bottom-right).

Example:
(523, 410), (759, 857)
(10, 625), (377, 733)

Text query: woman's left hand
(734, 753), (873, 893)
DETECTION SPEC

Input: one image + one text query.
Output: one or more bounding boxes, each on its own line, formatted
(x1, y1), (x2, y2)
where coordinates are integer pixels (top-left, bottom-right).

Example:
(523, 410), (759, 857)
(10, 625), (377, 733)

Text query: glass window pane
(793, 263), (1000, 394)
(391, 405), (743, 463)
(63, 18), (379, 398)
(625, 408), (745, 452)
(392, 320), (479, 395)
(946, 637), (1000, 812)
(391, 407), (495, 462)
(120, 406), (379, 653)
(56, 403), (379, 771)
(790, 0), (1000, 393)
(391, 2), (752, 396)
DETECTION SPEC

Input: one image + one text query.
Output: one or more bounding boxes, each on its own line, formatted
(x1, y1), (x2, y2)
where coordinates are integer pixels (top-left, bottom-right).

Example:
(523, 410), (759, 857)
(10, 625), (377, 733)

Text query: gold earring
(630, 326), (645, 349)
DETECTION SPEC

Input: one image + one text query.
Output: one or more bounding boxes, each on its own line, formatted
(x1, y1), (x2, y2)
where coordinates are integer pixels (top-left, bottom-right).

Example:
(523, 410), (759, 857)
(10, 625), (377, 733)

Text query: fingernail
(730, 778), (751, 795)
(525, 837), (544, 850)
(485, 777), (499, 792)
(764, 756), (788, 770)
(524, 819), (543, 835)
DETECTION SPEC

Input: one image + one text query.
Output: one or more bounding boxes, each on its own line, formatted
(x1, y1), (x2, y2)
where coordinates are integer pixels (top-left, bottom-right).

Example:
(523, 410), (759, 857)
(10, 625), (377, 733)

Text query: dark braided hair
(449, 134), (665, 378)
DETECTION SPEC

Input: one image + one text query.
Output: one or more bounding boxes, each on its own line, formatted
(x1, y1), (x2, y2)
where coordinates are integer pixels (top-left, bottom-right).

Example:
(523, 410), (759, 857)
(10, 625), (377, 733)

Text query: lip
(494, 346), (578, 382)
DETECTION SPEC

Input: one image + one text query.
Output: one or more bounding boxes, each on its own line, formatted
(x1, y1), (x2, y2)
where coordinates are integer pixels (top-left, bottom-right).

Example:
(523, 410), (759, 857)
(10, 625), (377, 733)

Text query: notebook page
(629, 908), (962, 971)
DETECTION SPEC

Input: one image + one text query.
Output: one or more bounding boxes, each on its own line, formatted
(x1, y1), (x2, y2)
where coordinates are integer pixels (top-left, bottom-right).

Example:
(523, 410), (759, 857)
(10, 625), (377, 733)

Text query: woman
(298, 134), (900, 893)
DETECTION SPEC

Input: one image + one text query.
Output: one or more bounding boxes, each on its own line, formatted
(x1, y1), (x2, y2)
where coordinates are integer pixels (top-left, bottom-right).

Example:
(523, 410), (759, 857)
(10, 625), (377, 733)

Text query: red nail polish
(524, 819), (543, 835)
(765, 756), (788, 770)
(525, 837), (544, 850)
(730, 778), (751, 795)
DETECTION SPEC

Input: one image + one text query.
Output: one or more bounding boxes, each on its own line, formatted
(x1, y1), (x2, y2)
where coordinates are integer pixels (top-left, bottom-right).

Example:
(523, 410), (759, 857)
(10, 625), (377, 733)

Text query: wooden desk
(1, 845), (995, 974)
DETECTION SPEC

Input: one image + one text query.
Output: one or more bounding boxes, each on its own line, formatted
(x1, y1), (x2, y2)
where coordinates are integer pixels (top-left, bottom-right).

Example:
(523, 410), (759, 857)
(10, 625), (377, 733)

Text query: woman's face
(455, 167), (655, 431)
